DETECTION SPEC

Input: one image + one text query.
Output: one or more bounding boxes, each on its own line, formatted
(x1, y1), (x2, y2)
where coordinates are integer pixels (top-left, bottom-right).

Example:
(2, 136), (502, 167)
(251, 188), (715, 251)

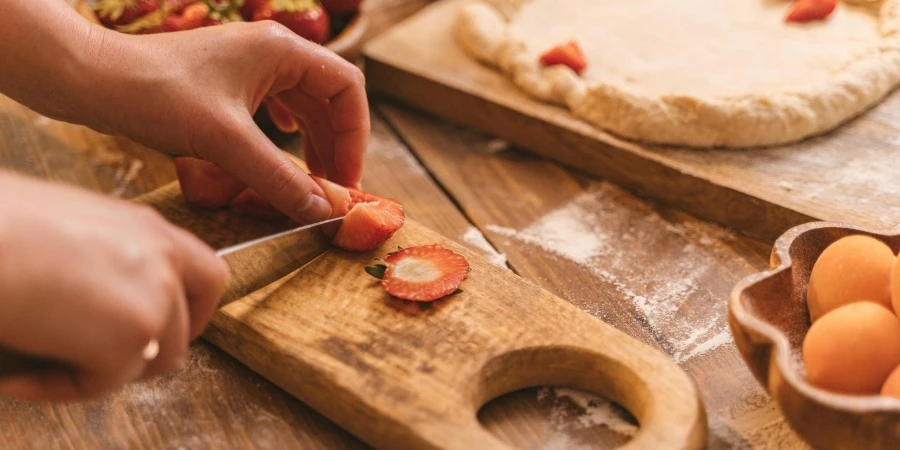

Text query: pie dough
(456, 0), (900, 147)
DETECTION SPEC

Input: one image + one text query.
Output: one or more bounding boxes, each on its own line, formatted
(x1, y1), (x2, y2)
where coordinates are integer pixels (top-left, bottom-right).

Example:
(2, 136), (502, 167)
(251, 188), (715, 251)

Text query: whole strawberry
(320, 0), (362, 16)
(252, 0), (331, 44)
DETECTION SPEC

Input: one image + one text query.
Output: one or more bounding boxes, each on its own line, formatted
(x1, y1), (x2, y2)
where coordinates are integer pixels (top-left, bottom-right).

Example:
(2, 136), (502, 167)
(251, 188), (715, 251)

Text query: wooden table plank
(379, 103), (811, 449)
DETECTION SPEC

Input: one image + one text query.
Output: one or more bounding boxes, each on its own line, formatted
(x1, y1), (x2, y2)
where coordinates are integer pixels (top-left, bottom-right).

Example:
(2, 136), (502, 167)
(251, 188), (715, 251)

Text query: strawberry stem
(364, 264), (387, 279)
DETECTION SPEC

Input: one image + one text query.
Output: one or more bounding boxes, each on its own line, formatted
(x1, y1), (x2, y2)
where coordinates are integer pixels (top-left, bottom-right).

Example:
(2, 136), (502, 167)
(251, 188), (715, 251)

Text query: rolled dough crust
(456, 0), (900, 148)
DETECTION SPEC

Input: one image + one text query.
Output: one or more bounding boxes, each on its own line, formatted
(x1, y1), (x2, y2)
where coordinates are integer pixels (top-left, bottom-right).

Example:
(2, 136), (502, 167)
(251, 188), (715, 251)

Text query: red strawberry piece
(161, 2), (211, 31)
(785, 0), (836, 23)
(93, 0), (159, 28)
(252, 0), (331, 44)
(240, 0), (268, 18)
(311, 176), (406, 251)
(174, 157), (247, 209)
(230, 188), (289, 220)
(539, 41), (587, 75)
(320, 0), (362, 16)
(366, 245), (470, 302)
(332, 197), (405, 252)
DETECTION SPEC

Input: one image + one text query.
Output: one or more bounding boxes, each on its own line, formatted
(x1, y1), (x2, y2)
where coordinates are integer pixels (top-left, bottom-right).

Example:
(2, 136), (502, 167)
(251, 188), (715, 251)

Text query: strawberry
(252, 0), (331, 44)
(239, 0), (267, 18)
(92, 0), (159, 28)
(320, 0), (362, 16)
(365, 245), (470, 302)
(539, 41), (587, 75)
(230, 188), (289, 220)
(312, 176), (406, 252)
(161, 2), (211, 31)
(174, 157), (247, 209)
(785, 0), (836, 23)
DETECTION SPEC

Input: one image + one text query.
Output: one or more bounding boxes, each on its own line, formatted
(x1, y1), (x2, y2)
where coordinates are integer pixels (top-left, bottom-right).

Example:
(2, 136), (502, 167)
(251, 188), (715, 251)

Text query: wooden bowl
(76, 1), (370, 61)
(729, 221), (900, 450)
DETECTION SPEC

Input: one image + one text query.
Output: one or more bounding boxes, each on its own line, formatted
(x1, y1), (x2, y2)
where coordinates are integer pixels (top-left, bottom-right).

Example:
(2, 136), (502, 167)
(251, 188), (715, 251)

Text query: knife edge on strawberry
(365, 245), (470, 302)
(173, 158), (405, 252)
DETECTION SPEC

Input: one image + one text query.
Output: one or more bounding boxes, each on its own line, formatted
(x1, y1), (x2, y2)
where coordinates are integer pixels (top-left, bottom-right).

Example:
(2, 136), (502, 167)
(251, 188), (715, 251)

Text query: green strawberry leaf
(365, 264), (387, 279)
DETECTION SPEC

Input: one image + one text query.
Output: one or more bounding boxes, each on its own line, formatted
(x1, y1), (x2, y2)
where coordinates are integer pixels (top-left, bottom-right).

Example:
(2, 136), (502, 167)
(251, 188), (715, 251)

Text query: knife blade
(0, 217), (342, 380)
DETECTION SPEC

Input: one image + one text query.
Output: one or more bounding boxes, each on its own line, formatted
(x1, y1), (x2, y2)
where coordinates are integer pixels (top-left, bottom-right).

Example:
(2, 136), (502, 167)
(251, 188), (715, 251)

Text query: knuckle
(251, 20), (294, 46)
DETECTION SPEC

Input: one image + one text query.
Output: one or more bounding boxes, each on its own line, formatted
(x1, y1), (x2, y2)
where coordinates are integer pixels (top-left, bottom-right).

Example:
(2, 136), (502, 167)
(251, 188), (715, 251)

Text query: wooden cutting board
(134, 181), (707, 449)
(363, 0), (900, 244)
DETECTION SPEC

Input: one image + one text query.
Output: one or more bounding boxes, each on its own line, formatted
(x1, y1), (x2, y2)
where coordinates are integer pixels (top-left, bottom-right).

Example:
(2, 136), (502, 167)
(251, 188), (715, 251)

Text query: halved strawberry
(539, 41), (587, 75)
(366, 245), (470, 302)
(785, 0), (836, 23)
(333, 198), (404, 252)
(252, 0), (331, 44)
(174, 157), (247, 208)
(230, 188), (288, 220)
(311, 176), (405, 251)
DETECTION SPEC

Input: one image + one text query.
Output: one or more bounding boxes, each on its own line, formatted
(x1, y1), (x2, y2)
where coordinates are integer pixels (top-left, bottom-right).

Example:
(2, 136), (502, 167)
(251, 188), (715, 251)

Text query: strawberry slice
(174, 157), (247, 209)
(785, 0), (836, 23)
(230, 188), (288, 220)
(539, 41), (587, 75)
(312, 176), (406, 252)
(366, 245), (470, 302)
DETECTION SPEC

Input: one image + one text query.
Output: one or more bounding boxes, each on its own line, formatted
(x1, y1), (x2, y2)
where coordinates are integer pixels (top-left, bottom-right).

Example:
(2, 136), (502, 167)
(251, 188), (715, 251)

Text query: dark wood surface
(0, 1), (815, 448)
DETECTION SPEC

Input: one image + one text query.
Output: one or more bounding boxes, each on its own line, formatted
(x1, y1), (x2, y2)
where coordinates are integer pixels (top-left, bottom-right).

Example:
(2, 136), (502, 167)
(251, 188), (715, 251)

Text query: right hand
(0, 172), (229, 402)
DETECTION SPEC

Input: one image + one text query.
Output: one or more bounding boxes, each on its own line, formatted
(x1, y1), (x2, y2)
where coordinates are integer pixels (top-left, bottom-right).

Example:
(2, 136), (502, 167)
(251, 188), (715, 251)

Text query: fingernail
(300, 194), (332, 223)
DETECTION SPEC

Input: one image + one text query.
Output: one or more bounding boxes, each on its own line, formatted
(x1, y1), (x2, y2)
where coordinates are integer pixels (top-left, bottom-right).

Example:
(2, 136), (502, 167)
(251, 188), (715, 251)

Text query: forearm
(0, 0), (104, 122)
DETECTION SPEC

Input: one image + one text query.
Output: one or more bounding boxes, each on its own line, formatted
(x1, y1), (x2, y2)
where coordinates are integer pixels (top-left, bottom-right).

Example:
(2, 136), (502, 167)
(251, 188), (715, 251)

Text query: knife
(0, 217), (342, 380)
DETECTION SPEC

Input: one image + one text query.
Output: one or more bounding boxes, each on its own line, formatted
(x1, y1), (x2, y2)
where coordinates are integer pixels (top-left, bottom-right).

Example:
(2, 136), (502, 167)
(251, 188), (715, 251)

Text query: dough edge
(454, 0), (900, 148)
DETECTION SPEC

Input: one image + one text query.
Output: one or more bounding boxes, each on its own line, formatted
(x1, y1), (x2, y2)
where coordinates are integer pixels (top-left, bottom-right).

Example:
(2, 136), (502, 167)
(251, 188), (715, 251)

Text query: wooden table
(0, 1), (812, 448)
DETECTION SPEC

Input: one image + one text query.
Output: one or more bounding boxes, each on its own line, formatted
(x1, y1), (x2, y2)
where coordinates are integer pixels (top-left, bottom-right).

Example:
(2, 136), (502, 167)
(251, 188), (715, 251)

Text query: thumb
(202, 113), (332, 224)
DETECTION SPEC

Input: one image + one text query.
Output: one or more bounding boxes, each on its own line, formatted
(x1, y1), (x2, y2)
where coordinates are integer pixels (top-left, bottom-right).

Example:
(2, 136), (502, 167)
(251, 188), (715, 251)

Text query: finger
(264, 98), (299, 133)
(206, 113), (333, 224)
(276, 89), (339, 183)
(166, 226), (229, 340)
(0, 368), (120, 402)
(274, 42), (368, 188)
(139, 274), (189, 380)
(296, 121), (326, 179)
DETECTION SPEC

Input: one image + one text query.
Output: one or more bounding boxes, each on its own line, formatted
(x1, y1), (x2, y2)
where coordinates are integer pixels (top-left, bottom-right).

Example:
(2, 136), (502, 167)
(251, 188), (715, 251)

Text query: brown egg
(803, 302), (900, 394)
(893, 256), (900, 316)
(881, 365), (900, 399)
(807, 235), (895, 323)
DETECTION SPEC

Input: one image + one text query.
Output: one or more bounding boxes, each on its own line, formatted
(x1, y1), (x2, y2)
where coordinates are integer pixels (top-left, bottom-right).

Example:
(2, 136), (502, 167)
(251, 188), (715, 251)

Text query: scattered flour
(32, 115), (53, 127)
(537, 387), (638, 436)
(369, 121), (428, 176)
(462, 226), (509, 268)
(481, 138), (511, 154)
(109, 159), (144, 198)
(486, 186), (736, 364)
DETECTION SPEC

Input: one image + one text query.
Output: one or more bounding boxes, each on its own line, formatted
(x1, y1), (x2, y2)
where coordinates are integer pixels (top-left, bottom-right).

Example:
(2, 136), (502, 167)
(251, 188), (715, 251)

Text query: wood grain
(379, 104), (811, 449)
(135, 180), (707, 449)
(363, 0), (900, 244)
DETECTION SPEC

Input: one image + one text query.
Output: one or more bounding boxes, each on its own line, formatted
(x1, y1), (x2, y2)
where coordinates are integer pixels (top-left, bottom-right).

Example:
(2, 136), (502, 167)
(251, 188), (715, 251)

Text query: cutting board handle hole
(469, 346), (651, 441)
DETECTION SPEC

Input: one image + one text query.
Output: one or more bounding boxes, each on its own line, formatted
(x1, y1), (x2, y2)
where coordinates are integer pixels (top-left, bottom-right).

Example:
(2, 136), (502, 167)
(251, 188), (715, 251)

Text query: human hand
(0, 173), (229, 401)
(73, 21), (370, 224)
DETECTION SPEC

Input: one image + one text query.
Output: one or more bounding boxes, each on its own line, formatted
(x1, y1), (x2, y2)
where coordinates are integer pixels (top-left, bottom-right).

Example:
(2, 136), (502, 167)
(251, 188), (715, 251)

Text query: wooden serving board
(363, 0), (900, 244)
(135, 181), (707, 449)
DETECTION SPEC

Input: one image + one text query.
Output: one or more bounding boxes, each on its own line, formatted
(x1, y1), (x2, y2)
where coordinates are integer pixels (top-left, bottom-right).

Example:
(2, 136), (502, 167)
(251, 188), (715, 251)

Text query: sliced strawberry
(539, 41), (587, 75)
(252, 0), (331, 44)
(786, 0), (836, 23)
(366, 245), (469, 302)
(174, 157), (247, 209)
(333, 198), (405, 252)
(161, 2), (211, 31)
(230, 188), (288, 220)
(320, 0), (362, 15)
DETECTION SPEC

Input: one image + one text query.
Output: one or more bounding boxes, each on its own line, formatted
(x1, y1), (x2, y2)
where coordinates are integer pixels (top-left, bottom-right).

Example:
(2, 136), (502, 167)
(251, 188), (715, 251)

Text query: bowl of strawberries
(80, 0), (368, 60)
